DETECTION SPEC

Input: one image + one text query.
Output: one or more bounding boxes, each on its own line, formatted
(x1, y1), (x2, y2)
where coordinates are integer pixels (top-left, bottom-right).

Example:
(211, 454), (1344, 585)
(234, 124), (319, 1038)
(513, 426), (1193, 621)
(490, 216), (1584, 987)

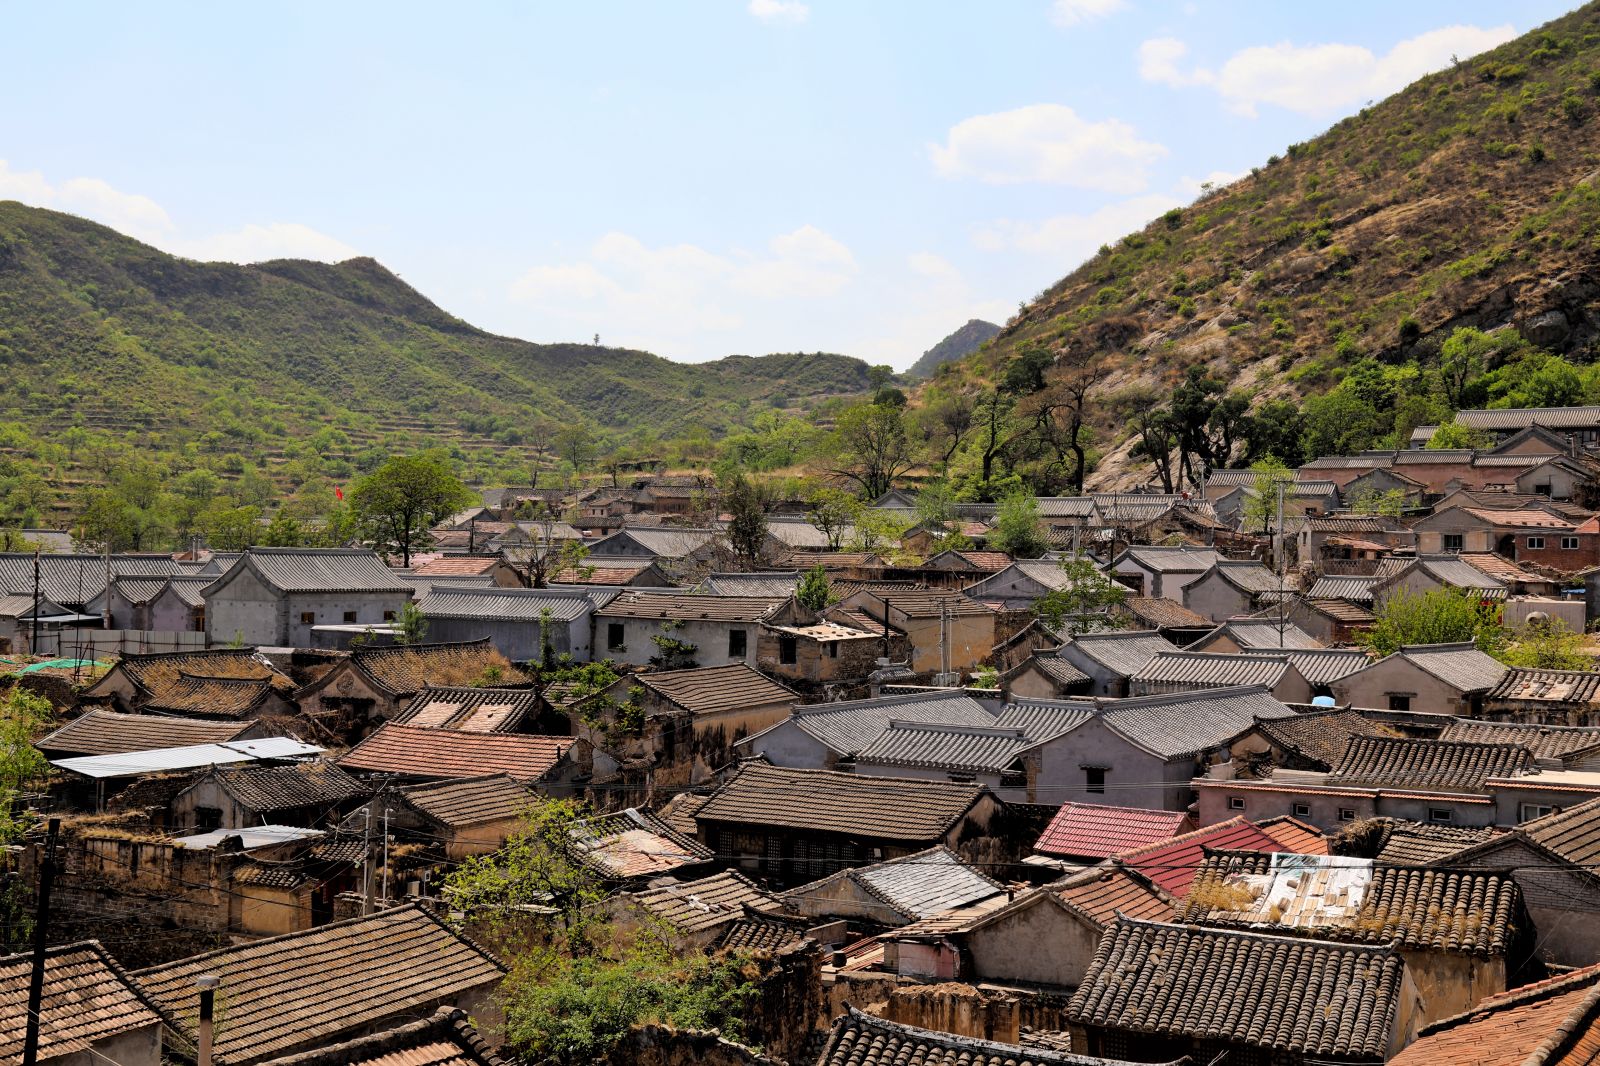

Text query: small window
(195, 806), (222, 832)
(300, 611), (316, 625)
(382, 610), (396, 622)
(779, 636), (798, 665)
(1086, 767), (1107, 795)
(1527, 536), (1545, 550)
(1338, 807), (1356, 822)
(343, 610), (358, 623)
(1563, 536), (1581, 551)
(1228, 796), (1246, 811)
(607, 622), (626, 651)
(1388, 694), (1412, 712)
(827, 640), (839, 659)
(1292, 802), (1312, 818)
(1442, 534), (1464, 552)
(727, 629), (747, 658)
(1521, 803), (1555, 821)
(1428, 807), (1454, 824)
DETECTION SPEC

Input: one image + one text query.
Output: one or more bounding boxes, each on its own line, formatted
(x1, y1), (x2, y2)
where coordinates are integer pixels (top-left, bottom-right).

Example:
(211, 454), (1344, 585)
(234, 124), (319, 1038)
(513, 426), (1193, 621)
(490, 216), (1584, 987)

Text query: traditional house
(1483, 667), (1600, 726)
(83, 649), (296, 716)
(0, 941), (167, 1066)
(1283, 596), (1376, 646)
(1412, 506), (1597, 568)
(1181, 560), (1289, 623)
(0, 552), (187, 613)
(781, 845), (1005, 927)
(1053, 631), (1174, 697)
(1178, 850), (1521, 1024)
(133, 904), (505, 1066)
(1031, 802), (1194, 864)
(757, 597), (897, 692)
(373, 774), (536, 859)
(592, 592), (783, 669)
(406, 554), (525, 587)
(1224, 707), (1403, 775)
(997, 652), (1093, 701)
(1293, 514), (1410, 569)
(1128, 651), (1315, 704)
(36, 710), (272, 760)
(691, 762), (1001, 886)
(960, 560), (1079, 611)
(254, 1008), (508, 1066)
(412, 585), (616, 661)
(575, 663), (798, 791)
(1106, 546), (1218, 600)
(92, 575), (214, 632)
(835, 588), (995, 674)
(566, 807), (715, 883)
(1373, 554), (1507, 610)
(583, 526), (724, 579)
(337, 723), (579, 788)
(171, 761), (369, 832)
(815, 1008), (1179, 1066)
(1187, 618), (1321, 653)
(738, 689), (999, 770)
(201, 549), (414, 648)
(389, 685), (545, 733)
(1332, 642), (1508, 715)
(549, 555), (673, 588)
(1236, 647), (1373, 696)
(700, 571), (802, 598)
(1065, 918), (1421, 1063)
(1390, 964), (1600, 1066)
(296, 638), (532, 730)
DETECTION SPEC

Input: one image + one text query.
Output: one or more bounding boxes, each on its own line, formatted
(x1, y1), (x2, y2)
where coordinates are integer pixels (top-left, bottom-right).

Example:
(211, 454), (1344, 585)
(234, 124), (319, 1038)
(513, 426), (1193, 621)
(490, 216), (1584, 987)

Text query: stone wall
(880, 983), (1074, 1045)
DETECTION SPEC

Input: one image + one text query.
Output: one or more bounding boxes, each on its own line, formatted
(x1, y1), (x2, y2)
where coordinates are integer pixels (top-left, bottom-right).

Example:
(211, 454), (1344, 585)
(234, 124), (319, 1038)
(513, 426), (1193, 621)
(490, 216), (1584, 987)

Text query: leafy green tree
(1241, 457), (1295, 534)
(848, 506), (911, 553)
(261, 510), (303, 547)
(1033, 558), (1128, 634)
(987, 493), (1048, 559)
(829, 403), (914, 500)
(1426, 422), (1493, 449)
(1363, 587), (1501, 658)
(1301, 388), (1388, 459)
(395, 600), (428, 644)
(796, 564), (834, 611)
(805, 486), (861, 550)
(201, 504), (261, 551)
(1498, 618), (1591, 669)
(722, 472), (768, 565)
(1437, 327), (1496, 409)
(347, 451), (474, 566)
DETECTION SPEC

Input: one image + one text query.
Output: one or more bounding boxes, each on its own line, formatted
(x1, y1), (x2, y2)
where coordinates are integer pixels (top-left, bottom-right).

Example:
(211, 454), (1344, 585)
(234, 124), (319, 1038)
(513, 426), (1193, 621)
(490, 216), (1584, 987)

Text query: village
(3, 402), (1600, 1064)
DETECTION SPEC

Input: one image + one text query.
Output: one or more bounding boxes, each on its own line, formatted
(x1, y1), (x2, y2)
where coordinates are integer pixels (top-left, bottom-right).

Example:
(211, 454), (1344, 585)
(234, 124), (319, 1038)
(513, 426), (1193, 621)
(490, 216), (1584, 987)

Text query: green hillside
(0, 201), (872, 505)
(927, 2), (1600, 487)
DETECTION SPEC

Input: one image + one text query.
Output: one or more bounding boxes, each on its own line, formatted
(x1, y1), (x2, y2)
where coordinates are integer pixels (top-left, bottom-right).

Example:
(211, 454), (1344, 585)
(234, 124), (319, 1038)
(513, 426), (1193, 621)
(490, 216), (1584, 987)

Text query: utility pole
(381, 806), (392, 903)
(361, 803), (375, 917)
(1275, 479), (1287, 648)
(22, 817), (60, 1066)
(29, 549), (40, 657)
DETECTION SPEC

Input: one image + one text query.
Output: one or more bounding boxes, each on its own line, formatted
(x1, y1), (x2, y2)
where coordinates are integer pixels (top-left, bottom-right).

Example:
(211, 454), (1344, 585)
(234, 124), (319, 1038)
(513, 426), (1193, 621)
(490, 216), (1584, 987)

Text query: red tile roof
(337, 723), (572, 782)
(1033, 803), (1194, 860)
(1054, 865), (1175, 925)
(409, 556), (503, 577)
(1116, 816), (1292, 898)
(1255, 815), (1329, 855)
(1390, 962), (1600, 1066)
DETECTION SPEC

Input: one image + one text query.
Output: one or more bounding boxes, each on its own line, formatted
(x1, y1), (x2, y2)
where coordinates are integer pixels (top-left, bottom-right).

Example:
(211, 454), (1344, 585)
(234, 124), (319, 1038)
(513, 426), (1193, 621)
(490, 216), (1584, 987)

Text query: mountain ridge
(907, 318), (1001, 379)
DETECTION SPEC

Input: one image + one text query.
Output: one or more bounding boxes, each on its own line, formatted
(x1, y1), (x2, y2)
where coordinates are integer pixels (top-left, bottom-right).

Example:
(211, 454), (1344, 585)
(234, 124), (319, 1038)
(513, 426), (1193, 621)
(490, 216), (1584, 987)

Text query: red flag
(335, 487), (344, 500)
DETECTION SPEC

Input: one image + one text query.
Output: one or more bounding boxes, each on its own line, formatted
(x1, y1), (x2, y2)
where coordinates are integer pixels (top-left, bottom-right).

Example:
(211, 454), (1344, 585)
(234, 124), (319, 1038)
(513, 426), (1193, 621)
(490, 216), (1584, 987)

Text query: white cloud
(1049, 0), (1125, 28)
(507, 225), (858, 353)
(975, 193), (1182, 264)
(1175, 168), (1245, 200)
(0, 159), (356, 263)
(748, 0), (809, 24)
(1141, 24), (1515, 117)
(930, 104), (1166, 191)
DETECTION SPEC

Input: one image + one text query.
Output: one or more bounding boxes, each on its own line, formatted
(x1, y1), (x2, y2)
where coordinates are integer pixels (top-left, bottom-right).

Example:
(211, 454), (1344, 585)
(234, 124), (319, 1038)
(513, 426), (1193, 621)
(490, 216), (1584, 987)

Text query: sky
(0, 1), (1579, 369)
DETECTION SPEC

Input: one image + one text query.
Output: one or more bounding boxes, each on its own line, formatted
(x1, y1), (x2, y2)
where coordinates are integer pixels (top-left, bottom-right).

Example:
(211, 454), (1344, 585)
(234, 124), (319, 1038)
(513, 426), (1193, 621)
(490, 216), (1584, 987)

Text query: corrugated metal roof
(170, 825), (326, 849)
(52, 737), (322, 779)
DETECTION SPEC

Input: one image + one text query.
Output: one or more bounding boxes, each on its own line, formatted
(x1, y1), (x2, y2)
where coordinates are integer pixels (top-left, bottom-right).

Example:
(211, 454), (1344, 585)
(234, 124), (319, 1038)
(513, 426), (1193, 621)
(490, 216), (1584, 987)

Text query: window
(1428, 807), (1454, 824)
(1521, 803), (1556, 821)
(343, 610), (358, 623)
(1527, 536), (1545, 550)
(1442, 534), (1464, 552)
(1085, 767), (1107, 794)
(382, 610), (396, 621)
(1292, 802), (1312, 818)
(827, 641), (839, 659)
(607, 622), (626, 651)
(1338, 808), (1356, 822)
(1563, 536), (1581, 550)
(727, 629), (747, 658)
(195, 806), (222, 832)
(300, 611), (316, 625)
(1388, 694), (1412, 712)
(1228, 796), (1246, 811)
(779, 636), (798, 665)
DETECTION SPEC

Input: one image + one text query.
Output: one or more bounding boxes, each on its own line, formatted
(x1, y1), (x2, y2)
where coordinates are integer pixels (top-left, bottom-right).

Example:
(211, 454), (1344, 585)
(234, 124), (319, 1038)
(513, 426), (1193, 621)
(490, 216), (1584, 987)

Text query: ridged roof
(338, 723), (571, 782)
(1486, 668), (1600, 705)
(212, 549), (413, 594)
(1116, 816), (1295, 898)
(1457, 405), (1600, 430)
(1523, 797), (1600, 867)
(395, 774), (534, 829)
(391, 686), (541, 733)
(784, 846), (1004, 922)
(992, 698), (1095, 742)
(351, 638), (531, 695)
(254, 1007), (508, 1066)
(700, 571), (802, 597)
(1179, 850), (1518, 956)
(1439, 717), (1600, 760)
(1252, 709), (1402, 771)
(631, 870), (782, 934)
(1060, 631), (1174, 676)
(1034, 802), (1191, 859)
(109, 574), (214, 607)
(1067, 918), (1404, 1059)
(1122, 596), (1213, 629)
(714, 907), (812, 954)
(135, 905), (504, 1065)
(855, 722), (1029, 773)
(1131, 651), (1294, 692)
(1308, 574), (1379, 603)
(1203, 618), (1322, 650)
(816, 1006), (1167, 1066)
(596, 591), (783, 621)
(1375, 642), (1508, 693)
(0, 941), (163, 1062)
(1331, 736), (1534, 791)
(414, 585), (614, 621)
(1239, 648), (1372, 686)
(36, 709), (261, 756)
(567, 807), (714, 879)
(202, 761), (369, 814)
(1390, 962), (1600, 1066)
(695, 762), (986, 842)
(142, 673), (283, 717)
(1102, 685), (1297, 759)
(0, 552), (186, 605)
(637, 663), (797, 715)
(783, 690), (997, 755)
(1052, 865), (1176, 924)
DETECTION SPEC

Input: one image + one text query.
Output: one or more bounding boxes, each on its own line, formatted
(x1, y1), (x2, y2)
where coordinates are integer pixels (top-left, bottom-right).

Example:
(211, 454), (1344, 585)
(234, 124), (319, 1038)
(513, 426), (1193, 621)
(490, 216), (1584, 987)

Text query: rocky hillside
(906, 319), (1001, 379)
(937, 2), (1600, 486)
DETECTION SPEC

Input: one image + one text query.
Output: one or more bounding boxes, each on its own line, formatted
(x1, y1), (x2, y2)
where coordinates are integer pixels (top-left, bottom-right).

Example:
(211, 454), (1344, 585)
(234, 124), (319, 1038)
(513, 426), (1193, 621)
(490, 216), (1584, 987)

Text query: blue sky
(0, 1), (1577, 368)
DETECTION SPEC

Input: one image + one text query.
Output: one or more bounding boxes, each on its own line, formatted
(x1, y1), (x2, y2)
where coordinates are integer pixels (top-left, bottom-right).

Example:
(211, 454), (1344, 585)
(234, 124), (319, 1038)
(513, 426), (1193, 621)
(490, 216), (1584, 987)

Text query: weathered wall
(880, 983), (1073, 1045)
(964, 901), (1099, 988)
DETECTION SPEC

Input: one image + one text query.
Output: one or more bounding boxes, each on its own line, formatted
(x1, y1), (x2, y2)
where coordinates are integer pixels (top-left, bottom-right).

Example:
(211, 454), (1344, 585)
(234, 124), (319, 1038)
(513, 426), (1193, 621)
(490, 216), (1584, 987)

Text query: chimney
(196, 974), (220, 1066)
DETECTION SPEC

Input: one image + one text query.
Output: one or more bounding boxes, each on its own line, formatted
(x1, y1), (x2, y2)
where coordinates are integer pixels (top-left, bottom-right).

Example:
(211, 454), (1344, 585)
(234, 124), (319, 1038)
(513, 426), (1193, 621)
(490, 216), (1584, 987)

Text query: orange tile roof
(409, 556), (503, 576)
(1054, 865), (1174, 924)
(338, 723), (572, 782)
(1033, 803), (1192, 860)
(1390, 963), (1600, 1065)
(1255, 815), (1329, 855)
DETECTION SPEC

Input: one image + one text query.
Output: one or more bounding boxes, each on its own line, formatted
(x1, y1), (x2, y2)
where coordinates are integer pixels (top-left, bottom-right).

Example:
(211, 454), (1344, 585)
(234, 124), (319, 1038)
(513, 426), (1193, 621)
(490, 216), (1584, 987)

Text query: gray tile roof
(1522, 796), (1600, 867)
(1239, 648), (1372, 686)
(854, 722), (1029, 773)
(1251, 709), (1401, 770)
(994, 699), (1096, 743)
(203, 761), (369, 814)
(1331, 736), (1535, 791)
(695, 762), (988, 842)
(631, 870), (781, 934)
(784, 846), (1004, 922)
(1101, 686), (1297, 759)
(637, 663), (797, 715)
(0, 553), (187, 605)
(1067, 917), (1404, 1060)
(1391, 642), (1508, 693)
(1131, 651), (1295, 692)
(36, 710), (262, 757)
(1034, 497), (1099, 517)
(699, 571), (802, 597)
(1406, 556), (1508, 594)
(783, 691), (997, 755)
(1116, 546), (1219, 572)
(818, 1008), (1168, 1066)
(1062, 631), (1174, 676)
(591, 526), (720, 558)
(1203, 618), (1321, 650)
(596, 591), (784, 622)
(414, 585), (614, 621)
(1486, 668), (1600, 705)
(109, 574), (215, 607)
(214, 549), (413, 594)
(764, 520), (847, 549)
(1457, 405), (1600, 430)
(1205, 560), (1286, 595)
(1306, 575), (1379, 603)
(1017, 655), (1093, 689)
(1438, 718), (1600, 761)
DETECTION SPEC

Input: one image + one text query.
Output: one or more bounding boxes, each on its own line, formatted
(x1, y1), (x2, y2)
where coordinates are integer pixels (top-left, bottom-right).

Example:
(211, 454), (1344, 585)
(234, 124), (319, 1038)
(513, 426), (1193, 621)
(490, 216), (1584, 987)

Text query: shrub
(1163, 208), (1184, 229)
(1528, 143), (1548, 164)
